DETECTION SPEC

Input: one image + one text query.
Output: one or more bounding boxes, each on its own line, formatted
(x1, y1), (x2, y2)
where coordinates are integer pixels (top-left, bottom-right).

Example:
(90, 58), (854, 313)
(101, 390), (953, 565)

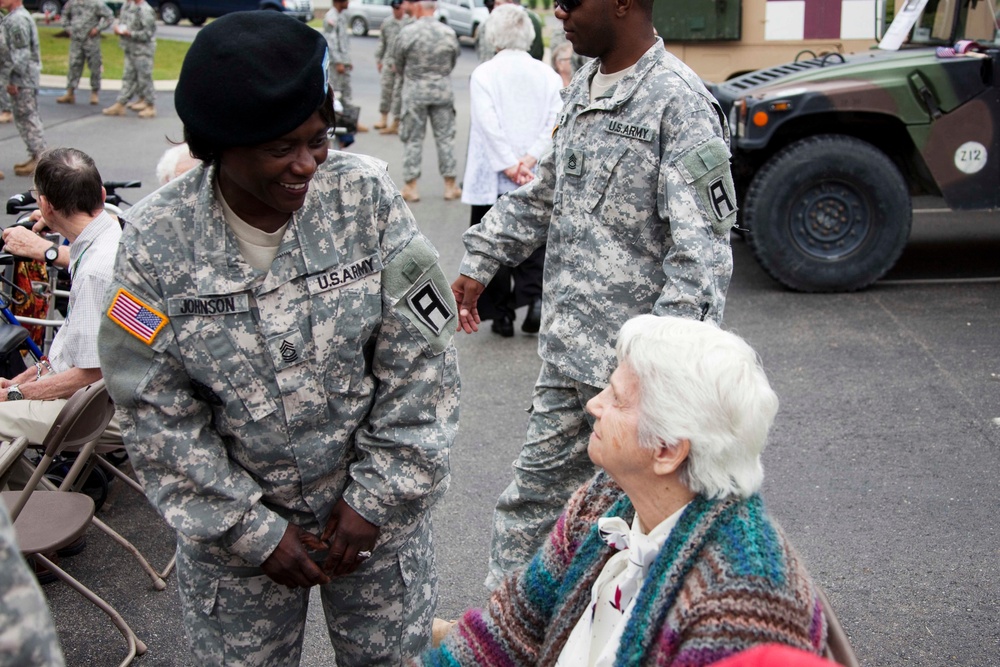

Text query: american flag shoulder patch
(107, 288), (169, 345)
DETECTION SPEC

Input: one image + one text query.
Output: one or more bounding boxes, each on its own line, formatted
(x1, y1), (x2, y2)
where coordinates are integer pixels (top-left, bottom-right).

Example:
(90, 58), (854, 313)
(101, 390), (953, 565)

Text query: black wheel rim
(789, 180), (871, 260)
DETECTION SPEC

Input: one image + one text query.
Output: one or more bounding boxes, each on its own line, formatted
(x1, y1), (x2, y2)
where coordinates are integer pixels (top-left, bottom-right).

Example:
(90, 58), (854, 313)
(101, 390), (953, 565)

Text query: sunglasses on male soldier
(554, 0), (582, 11)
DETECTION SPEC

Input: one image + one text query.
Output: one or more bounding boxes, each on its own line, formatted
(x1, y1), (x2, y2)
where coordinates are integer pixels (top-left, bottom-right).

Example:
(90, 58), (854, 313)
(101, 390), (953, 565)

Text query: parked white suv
(435, 0), (488, 38)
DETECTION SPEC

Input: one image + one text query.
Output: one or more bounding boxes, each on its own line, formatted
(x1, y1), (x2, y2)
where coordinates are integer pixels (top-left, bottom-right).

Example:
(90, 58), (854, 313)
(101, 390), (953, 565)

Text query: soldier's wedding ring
(357, 550), (373, 561)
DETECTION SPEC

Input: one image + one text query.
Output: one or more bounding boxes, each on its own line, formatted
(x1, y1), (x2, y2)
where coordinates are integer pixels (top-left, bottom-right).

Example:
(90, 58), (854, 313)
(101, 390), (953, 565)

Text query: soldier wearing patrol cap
(98, 11), (460, 666)
(451, 0), (738, 590)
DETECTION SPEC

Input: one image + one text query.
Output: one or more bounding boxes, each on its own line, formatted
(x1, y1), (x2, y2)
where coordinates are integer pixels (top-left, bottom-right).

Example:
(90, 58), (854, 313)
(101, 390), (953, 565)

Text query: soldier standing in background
(99, 13), (459, 665)
(324, 0), (368, 132)
(394, 0), (461, 203)
(102, 0), (156, 118)
(379, 0), (414, 136)
(0, 0), (46, 178)
(0, 27), (13, 126)
(450, 0), (738, 590)
(55, 0), (114, 106)
(372, 0), (404, 132)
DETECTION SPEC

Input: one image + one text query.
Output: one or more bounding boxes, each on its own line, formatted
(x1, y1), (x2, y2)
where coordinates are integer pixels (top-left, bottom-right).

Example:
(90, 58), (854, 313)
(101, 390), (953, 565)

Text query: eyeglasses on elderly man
(415, 314), (839, 667)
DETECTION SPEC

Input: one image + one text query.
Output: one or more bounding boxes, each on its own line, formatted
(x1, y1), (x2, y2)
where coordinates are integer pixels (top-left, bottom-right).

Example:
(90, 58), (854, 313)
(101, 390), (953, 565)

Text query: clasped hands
(260, 498), (380, 589)
(502, 154), (537, 187)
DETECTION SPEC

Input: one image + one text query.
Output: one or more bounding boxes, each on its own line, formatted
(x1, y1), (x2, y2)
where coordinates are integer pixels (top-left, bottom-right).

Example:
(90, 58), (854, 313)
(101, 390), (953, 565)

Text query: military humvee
(709, 0), (1000, 292)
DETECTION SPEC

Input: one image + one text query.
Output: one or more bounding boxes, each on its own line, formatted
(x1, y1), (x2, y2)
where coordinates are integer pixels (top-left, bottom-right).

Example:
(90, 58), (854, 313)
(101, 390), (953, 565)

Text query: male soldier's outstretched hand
(452, 275), (485, 333)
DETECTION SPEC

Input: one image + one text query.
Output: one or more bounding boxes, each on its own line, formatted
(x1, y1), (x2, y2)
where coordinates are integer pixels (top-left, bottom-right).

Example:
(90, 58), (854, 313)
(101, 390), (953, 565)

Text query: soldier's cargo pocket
(399, 110), (418, 143)
(582, 144), (628, 213)
(175, 320), (276, 428)
(177, 550), (303, 663)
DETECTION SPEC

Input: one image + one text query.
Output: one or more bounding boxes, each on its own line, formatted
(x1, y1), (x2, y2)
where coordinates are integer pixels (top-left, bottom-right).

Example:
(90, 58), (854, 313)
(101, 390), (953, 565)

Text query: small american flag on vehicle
(107, 288), (168, 345)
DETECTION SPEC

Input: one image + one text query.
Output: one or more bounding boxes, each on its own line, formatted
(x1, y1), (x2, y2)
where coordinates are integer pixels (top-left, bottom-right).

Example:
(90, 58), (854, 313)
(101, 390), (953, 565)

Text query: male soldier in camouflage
(102, 0), (156, 118)
(379, 0), (414, 136)
(394, 0), (461, 202)
(373, 0), (404, 132)
(451, 0), (737, 589)
(324, 0), (368, 132)
(0, 28), (12, 129)
(55, 0), (114, 106)
(0, 503), (65, 666)
(98, 13), (460, 666)
(0, 0), (46, 177)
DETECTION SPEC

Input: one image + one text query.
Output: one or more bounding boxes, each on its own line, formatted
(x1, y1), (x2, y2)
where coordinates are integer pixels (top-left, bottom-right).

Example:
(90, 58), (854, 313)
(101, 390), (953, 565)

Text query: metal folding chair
(0, 380), (147, 666)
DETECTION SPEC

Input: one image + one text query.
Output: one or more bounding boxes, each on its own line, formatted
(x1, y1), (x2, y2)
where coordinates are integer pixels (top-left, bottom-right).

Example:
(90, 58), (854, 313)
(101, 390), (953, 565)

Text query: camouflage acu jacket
(461, 39), (737, 388)
(99, 154), (460, 565)
(0, 7), (40, 88)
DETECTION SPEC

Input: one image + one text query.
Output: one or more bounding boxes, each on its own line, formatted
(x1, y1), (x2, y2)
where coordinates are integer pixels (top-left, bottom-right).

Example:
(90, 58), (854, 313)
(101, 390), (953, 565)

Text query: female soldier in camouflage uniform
(99, 12), (459, 666)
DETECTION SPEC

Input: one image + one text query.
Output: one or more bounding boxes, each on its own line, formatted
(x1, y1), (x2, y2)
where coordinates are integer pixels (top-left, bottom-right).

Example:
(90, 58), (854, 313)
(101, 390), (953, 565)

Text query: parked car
(344, 0), (393, 36)
(707, 0), (1000, 292)
(148, 0), (313, 26)
(25, 0), (121, 16)
(435, 0), (487, 38)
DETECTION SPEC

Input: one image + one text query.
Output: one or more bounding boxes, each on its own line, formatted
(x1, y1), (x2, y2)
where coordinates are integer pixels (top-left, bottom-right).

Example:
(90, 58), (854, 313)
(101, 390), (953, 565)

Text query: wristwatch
(44, 242), (60, 266)
(6, 385), (23, 401)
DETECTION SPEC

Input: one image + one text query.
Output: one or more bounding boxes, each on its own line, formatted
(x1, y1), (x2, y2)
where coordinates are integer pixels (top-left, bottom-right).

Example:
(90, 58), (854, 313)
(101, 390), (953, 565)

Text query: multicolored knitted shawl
(420, 472), (826, 667)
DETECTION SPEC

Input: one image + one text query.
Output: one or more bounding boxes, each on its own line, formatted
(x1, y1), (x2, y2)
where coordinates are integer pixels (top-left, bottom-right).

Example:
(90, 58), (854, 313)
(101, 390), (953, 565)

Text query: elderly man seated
(421, 315), (828, 666)
(0, 148), (121, 448)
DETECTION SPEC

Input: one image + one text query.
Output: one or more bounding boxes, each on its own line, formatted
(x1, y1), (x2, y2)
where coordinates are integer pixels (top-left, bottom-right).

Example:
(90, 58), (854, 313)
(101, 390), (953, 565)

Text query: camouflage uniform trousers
(66, 37), (103, 91)
(178, 511), (437, 666)
(0, 502), (65, 666)
(11, 87), (46, 158)
(116, 49), (154, 105)
(378, 65), (397, 116)
(330, 65), (353, 105)
(485, 360), (601, 590)
(0, 86), (11, 113)
(400, 103), (457, 182)
(389, 71), (402, 119)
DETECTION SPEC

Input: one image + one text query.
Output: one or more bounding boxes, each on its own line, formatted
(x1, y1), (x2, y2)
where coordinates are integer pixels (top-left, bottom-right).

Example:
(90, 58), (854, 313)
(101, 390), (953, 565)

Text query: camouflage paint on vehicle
(706, 0), (1000, 291)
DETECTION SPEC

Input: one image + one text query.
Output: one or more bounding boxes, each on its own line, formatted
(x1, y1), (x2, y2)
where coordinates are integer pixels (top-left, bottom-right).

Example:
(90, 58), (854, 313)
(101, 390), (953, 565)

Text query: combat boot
(128, 99), (148, 111)
(137, 106), (157, 119)
(14, 156), (32, 169)
(89, 91), (99, 105)
(402, 180), (420, 202)
(0, 111), (11, 123)
(443, 177), (462, 201)
(373, 113), (388, 130)
(0, 170), (5, 180)
(356, 121), (369, 133)
(56, 89), (75, 104)
(379, 118), (399, 135)
(102, 102), (127, 116)
(14, 157), (38, 177)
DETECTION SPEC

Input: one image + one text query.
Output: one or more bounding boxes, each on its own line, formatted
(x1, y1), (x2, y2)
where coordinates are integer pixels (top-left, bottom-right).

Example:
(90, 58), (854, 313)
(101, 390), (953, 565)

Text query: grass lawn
(38, 26), (190, 80)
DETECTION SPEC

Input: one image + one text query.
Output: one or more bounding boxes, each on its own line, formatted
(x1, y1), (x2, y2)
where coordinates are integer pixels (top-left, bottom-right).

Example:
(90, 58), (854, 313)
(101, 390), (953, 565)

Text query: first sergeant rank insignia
(407, 279), (453, 335)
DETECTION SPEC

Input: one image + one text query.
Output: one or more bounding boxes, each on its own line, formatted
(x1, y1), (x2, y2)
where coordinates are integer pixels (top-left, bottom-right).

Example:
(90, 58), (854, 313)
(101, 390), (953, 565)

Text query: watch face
(45, 246), (58, 262)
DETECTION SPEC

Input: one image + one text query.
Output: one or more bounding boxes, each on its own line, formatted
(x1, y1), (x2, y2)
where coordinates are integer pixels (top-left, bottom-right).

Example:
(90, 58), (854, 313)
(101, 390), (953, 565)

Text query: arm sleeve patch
(383, 237), (456, 356)
(677, 136), (739, 235)
(106, 287), (169, 346)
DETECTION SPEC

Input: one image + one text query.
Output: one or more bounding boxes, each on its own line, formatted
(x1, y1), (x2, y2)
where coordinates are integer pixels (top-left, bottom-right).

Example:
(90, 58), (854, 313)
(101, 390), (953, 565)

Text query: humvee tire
(745, 134), (912, 292)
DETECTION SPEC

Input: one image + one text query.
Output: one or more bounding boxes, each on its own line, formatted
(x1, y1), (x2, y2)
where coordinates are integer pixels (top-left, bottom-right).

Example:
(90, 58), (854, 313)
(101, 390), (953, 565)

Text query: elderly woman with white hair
(419, 315), (829, 666)
(461, 3), (563, 337)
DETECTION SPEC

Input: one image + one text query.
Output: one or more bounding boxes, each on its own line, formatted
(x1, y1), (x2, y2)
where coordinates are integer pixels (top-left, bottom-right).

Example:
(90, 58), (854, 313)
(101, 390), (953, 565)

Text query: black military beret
(390, 0), (402, 6)
(175, 11), (329, 147)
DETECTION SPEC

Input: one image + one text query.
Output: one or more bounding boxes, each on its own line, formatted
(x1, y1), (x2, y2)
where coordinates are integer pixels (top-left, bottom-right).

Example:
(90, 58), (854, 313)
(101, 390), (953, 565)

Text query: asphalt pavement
(1, 30), (999, 667)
